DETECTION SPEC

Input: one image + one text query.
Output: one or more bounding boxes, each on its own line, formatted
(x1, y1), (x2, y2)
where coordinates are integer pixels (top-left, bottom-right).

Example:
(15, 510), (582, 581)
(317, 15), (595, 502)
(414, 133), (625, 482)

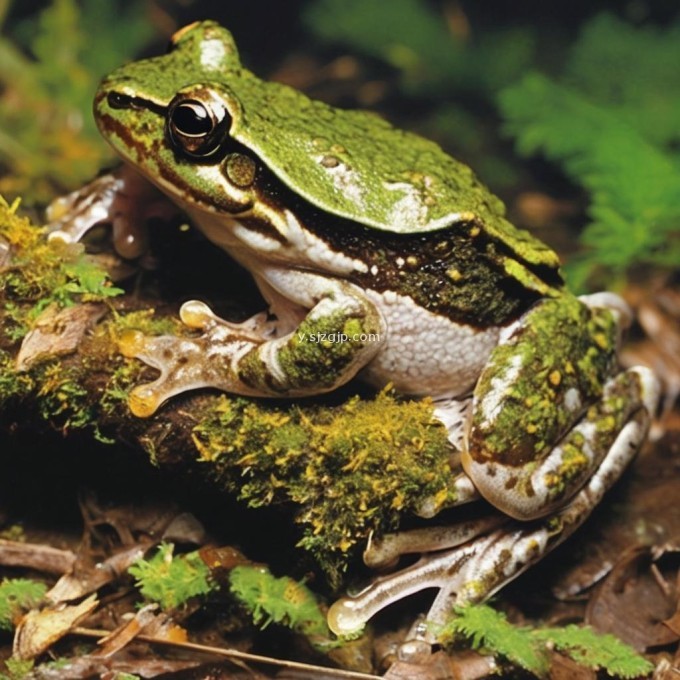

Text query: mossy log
(0, 197), (458, 580)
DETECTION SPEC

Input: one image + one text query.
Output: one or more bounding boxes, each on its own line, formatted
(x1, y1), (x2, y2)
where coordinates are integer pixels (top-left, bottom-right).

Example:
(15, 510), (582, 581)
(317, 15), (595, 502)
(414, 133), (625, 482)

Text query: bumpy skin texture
(98, 23), (558, 275)
(48, 21), (660, 644)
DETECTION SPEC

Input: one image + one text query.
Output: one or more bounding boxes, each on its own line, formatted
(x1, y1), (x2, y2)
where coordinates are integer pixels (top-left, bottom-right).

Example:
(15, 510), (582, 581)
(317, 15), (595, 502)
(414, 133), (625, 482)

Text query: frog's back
(140, 21), (561, 290)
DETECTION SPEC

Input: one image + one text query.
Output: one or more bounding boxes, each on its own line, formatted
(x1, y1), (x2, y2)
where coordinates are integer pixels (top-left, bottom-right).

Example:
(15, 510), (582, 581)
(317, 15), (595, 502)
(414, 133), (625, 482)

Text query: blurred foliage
(500, 13), (680, 290)
(0, 578), (46, 631)
(304, 0), (534, 98)
(303, 0), (534, 187)
(0, 0), (154, 204)
(305, 2), (679, 289)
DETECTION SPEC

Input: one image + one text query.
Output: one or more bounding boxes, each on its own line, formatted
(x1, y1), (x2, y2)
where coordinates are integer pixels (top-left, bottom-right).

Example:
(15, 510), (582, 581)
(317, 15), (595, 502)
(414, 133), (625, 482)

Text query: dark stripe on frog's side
(256, 170), (564, 328)
(96, 110), (160, 167)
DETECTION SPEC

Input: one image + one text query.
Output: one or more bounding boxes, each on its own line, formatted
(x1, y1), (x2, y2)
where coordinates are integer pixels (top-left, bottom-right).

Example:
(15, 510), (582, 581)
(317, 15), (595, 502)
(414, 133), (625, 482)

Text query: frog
(48, 21), (659, 643)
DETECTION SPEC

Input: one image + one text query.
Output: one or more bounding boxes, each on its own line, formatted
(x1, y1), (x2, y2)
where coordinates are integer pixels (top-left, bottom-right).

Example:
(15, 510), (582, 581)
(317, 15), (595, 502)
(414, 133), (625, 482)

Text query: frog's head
(94, 21), (259, 215)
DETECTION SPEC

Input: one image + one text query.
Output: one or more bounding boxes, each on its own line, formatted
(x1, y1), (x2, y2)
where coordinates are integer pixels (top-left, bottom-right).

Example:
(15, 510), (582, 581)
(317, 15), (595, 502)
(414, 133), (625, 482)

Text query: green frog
(49, 21), (659, 641)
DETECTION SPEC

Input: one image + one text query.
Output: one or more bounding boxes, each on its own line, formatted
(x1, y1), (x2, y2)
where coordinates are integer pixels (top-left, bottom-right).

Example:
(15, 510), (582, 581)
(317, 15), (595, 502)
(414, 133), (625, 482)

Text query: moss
(0, 196), (121, 349)
(193, 388), (456, 583)
(109, 308), (182, 338)
(0, 350), (34, 406)
(34, 362), (94, 432)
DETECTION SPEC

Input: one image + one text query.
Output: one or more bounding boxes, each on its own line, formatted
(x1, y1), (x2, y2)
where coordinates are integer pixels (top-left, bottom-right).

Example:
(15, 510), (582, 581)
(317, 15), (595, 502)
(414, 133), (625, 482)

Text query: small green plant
(128, 543), (214, 611)
(129, 545), (335, 649)
(0, 578), (46, 631)
(442, 603), (653, 679)
(229, 565), (332, 646)
(0, 658), (35, 680)
(499, 13), (680, 290)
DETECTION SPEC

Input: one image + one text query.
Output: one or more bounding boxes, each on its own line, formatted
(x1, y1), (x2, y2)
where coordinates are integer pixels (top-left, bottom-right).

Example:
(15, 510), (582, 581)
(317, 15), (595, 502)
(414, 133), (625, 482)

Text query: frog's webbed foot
(328, 379), (655, 641)
(121, 274), (385, 416)
(119, 300), (277, 417)
(46, 164), (177, 260)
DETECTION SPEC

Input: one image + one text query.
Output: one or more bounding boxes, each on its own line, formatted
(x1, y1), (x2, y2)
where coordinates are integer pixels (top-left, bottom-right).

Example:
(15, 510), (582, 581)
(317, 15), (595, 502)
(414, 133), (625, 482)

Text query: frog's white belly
(362, 289), (500, 398)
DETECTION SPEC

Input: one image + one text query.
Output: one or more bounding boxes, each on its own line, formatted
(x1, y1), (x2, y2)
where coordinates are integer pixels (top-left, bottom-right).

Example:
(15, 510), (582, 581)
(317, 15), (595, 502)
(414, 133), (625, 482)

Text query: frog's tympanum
(50, 22), (659, 643)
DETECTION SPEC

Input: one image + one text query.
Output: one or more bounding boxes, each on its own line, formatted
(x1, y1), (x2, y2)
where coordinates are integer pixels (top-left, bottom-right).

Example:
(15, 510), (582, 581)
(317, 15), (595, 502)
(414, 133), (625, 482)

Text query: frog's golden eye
(167, 96), (230, 158)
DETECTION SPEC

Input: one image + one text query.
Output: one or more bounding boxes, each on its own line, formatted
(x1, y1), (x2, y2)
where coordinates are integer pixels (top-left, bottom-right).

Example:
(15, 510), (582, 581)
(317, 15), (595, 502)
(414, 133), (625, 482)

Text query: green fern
(499, 14), (680, 290)
(535, 625), (653, 679)
(443, 604), (549, 676)
(0, 578), (46, 631)
(443, 604), (653, 679)
(229, 565), (333, 645)
(128, 543), (214, 611)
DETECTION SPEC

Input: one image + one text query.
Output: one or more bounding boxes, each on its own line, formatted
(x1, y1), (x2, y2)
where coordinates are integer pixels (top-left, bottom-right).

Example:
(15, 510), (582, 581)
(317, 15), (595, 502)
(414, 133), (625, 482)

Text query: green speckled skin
(469, 295), (617, 467)
(95, 20), (559, 294)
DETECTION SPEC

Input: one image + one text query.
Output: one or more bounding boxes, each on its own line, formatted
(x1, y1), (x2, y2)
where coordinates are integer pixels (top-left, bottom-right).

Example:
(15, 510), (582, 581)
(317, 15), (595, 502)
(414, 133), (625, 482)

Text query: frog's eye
(167, 97), (230, 158)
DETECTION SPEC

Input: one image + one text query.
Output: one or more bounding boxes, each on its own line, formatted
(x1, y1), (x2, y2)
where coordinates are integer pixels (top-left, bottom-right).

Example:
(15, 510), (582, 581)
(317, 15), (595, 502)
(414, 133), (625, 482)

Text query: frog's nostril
(107, 92), (145, 111)
(108, 92), (132, 109)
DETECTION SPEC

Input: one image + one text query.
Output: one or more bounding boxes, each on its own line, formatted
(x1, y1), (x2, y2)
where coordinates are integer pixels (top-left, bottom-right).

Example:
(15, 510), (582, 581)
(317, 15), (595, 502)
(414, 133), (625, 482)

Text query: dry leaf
(13, 593), (98, 660)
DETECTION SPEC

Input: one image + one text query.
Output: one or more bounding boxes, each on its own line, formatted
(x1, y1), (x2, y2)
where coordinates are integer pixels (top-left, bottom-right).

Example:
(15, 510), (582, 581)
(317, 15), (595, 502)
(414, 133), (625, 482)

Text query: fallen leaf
(13, 593), (98, 660)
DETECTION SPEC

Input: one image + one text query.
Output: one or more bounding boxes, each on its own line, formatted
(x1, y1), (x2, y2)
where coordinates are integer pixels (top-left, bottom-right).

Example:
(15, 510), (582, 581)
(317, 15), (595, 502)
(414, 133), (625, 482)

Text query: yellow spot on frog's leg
(446, 267), (463, 282)
(526, 423), (537, 434)
(549, 370), (561, 386)
(469, 226), (481, 237)
(564, 360), (575, 374)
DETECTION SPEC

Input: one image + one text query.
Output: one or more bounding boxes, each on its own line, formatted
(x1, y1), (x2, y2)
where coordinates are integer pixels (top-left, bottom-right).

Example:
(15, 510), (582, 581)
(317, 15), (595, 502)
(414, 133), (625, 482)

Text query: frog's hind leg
(327, 366), (658, 640)
(463, 294), (658, 520)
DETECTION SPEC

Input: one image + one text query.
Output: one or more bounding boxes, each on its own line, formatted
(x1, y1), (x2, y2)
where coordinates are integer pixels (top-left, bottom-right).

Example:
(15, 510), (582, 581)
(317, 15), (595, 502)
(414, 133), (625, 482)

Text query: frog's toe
(364, 516), (505, 569)
(178, 300), (215, 330)
(120, 332), (215, 416)
(328, 524), (534, 640)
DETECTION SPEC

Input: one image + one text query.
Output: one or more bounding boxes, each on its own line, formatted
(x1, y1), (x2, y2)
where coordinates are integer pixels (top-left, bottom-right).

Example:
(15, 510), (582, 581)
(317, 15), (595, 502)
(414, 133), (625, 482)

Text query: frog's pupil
(172, 102), (212, 137)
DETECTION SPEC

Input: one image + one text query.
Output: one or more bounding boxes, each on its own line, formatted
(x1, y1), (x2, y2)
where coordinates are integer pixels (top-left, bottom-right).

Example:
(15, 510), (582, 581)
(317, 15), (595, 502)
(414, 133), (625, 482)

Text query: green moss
(33, 362), (94, 432)
(109, 309), (182, 338)
(0, 350), (34, 406)
(0, 196), (122, 348)
(193, 388), (456, 583)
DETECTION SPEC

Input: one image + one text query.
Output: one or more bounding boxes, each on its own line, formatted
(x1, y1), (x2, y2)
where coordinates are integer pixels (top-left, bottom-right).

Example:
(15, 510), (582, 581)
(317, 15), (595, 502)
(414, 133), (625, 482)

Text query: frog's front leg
(120, 271), (385, 416)
(47, 165), (176, 260)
